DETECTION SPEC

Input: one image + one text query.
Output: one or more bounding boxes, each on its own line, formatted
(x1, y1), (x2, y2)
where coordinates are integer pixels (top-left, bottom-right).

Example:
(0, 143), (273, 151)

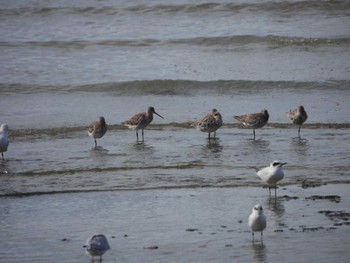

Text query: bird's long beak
(154, 111), (164, 119)
(281, 162), (287, 166)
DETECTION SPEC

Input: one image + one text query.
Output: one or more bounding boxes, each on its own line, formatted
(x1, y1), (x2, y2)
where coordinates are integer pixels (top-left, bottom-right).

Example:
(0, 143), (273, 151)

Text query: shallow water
(1, 185), (350, 263)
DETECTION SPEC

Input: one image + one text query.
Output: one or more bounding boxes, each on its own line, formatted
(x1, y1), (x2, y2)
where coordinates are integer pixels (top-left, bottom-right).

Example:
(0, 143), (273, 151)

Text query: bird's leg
(253, 129), (256, 140)
(298, 126), (301, 138)
(268, 186), (271, 196)
(142, 129), (144, 141)
(1, 152), (3, 160)
(208, 132), (211, 140)
(252, 231), (255, 242)
(214, 131), (216, 138)
(136, 130), (139, 142)
(100, 255), (102, 263)
(275, 185), (277, 197)
(261, 231), (263, 242)
(94, 139), (97, 147)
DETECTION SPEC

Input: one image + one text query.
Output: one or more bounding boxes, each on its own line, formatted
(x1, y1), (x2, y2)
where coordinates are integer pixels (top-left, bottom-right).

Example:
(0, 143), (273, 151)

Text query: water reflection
(290, 138), (309, 161)
(264, 196), (286, 231)
(90, 146), (109, 153)
(266, 196), (285, 220)
(244, 139), (270, 150)
(205, 138), (223, 153)
(251, 242), (267, 262)
(132, 141), (155, 153)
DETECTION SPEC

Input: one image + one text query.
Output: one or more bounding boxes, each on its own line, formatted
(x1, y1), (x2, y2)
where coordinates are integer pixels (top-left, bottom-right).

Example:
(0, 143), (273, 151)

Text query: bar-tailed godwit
(287, 105), (308, 138)
(196, 109), (223, 140)
(122, 106), (163, 142)
(88, 117), (108, 147)
(234, 109), (269, 140)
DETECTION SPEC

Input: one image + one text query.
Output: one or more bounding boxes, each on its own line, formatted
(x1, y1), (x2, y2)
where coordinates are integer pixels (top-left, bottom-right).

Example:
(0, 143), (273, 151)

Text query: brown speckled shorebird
(196, 109), (223, 140)
(287, 105), (308, 138)
(122, 106), (164, 142)
(88, 117), (108, 147)
(234, 109), (269, 140)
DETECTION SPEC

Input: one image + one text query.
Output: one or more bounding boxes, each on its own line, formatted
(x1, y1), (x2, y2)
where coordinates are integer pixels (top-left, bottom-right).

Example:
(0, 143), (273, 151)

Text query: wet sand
(1, 184), (350, 263)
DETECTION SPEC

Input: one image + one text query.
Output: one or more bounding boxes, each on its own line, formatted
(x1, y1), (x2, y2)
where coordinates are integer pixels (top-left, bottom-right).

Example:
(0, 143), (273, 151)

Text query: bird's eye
(254, 207), (258, 210)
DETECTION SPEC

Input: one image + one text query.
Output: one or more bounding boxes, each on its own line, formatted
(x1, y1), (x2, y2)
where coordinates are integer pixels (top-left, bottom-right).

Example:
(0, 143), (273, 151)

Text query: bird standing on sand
(196, 109), (223, 140)
(287, 105), (308, 138)
(122, 106), (164, 142)
(256, 160), (287, 196)
(0, 124), (9, 160)
(84, 234), (110, 263)
(248, 204), (267, 242)
(88, 117), (108, 147)
(233, 109), (269, 140)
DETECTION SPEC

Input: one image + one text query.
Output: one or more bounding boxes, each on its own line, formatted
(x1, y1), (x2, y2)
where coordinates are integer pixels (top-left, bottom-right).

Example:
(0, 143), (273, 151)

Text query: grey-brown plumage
(196, 109), (223, 140)
(122, 106), (163, 142)
(234, 109), (269, 140)
(0, 124), (9, 160)
(84, 234), (110, 263)
(288, 105), (308, 138)
(88, 117), (108, 147)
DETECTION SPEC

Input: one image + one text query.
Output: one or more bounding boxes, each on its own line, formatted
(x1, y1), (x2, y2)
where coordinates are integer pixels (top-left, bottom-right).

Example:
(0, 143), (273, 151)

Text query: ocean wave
(1, 35), (349, 49)
(1, 1), (349, 16)
(1, 79), (349, 95)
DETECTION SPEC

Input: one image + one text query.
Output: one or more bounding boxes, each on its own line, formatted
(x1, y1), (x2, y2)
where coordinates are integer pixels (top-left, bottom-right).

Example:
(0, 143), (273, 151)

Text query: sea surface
(0, 0), (350, 262)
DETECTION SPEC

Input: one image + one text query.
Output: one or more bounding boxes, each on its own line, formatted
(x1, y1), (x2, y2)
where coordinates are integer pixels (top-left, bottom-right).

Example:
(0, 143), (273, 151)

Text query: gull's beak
(154, 111), (164, 119)
(281, 162), (287, 166)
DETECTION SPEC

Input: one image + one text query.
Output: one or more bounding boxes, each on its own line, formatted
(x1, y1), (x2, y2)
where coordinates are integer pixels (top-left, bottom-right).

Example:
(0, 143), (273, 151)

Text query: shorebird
(122, 106), (163, 142)
(195, 109), (223, 140)
(287, 105), (308, 138)
(88, 117), (108, 147)
(248, 204), (267, 242)
(0, 124), (9, 160)
(256, 160), (287, 196)
(84, 234), (110, 263)
(233, 109), (269, 140)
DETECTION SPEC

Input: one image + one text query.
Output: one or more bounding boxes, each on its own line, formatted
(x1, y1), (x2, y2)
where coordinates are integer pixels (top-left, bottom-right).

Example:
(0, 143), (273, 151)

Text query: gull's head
(0, 124), (8, 133)
(252, 204), (264, 214)
(271, 160), (287, 168)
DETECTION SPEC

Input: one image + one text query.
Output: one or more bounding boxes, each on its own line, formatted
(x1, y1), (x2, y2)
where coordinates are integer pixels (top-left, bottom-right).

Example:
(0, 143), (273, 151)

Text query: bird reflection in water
(251, 242), (267, 262)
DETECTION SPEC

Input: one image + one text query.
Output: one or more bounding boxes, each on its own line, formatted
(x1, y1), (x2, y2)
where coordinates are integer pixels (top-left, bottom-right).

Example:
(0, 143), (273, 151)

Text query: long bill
(154, 111), (164, 119)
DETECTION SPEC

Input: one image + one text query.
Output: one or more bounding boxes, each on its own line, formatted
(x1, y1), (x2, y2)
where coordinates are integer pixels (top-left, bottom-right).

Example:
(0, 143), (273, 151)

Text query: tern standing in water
(256, 160), (287, 196)
(248, 204), (267, 242)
